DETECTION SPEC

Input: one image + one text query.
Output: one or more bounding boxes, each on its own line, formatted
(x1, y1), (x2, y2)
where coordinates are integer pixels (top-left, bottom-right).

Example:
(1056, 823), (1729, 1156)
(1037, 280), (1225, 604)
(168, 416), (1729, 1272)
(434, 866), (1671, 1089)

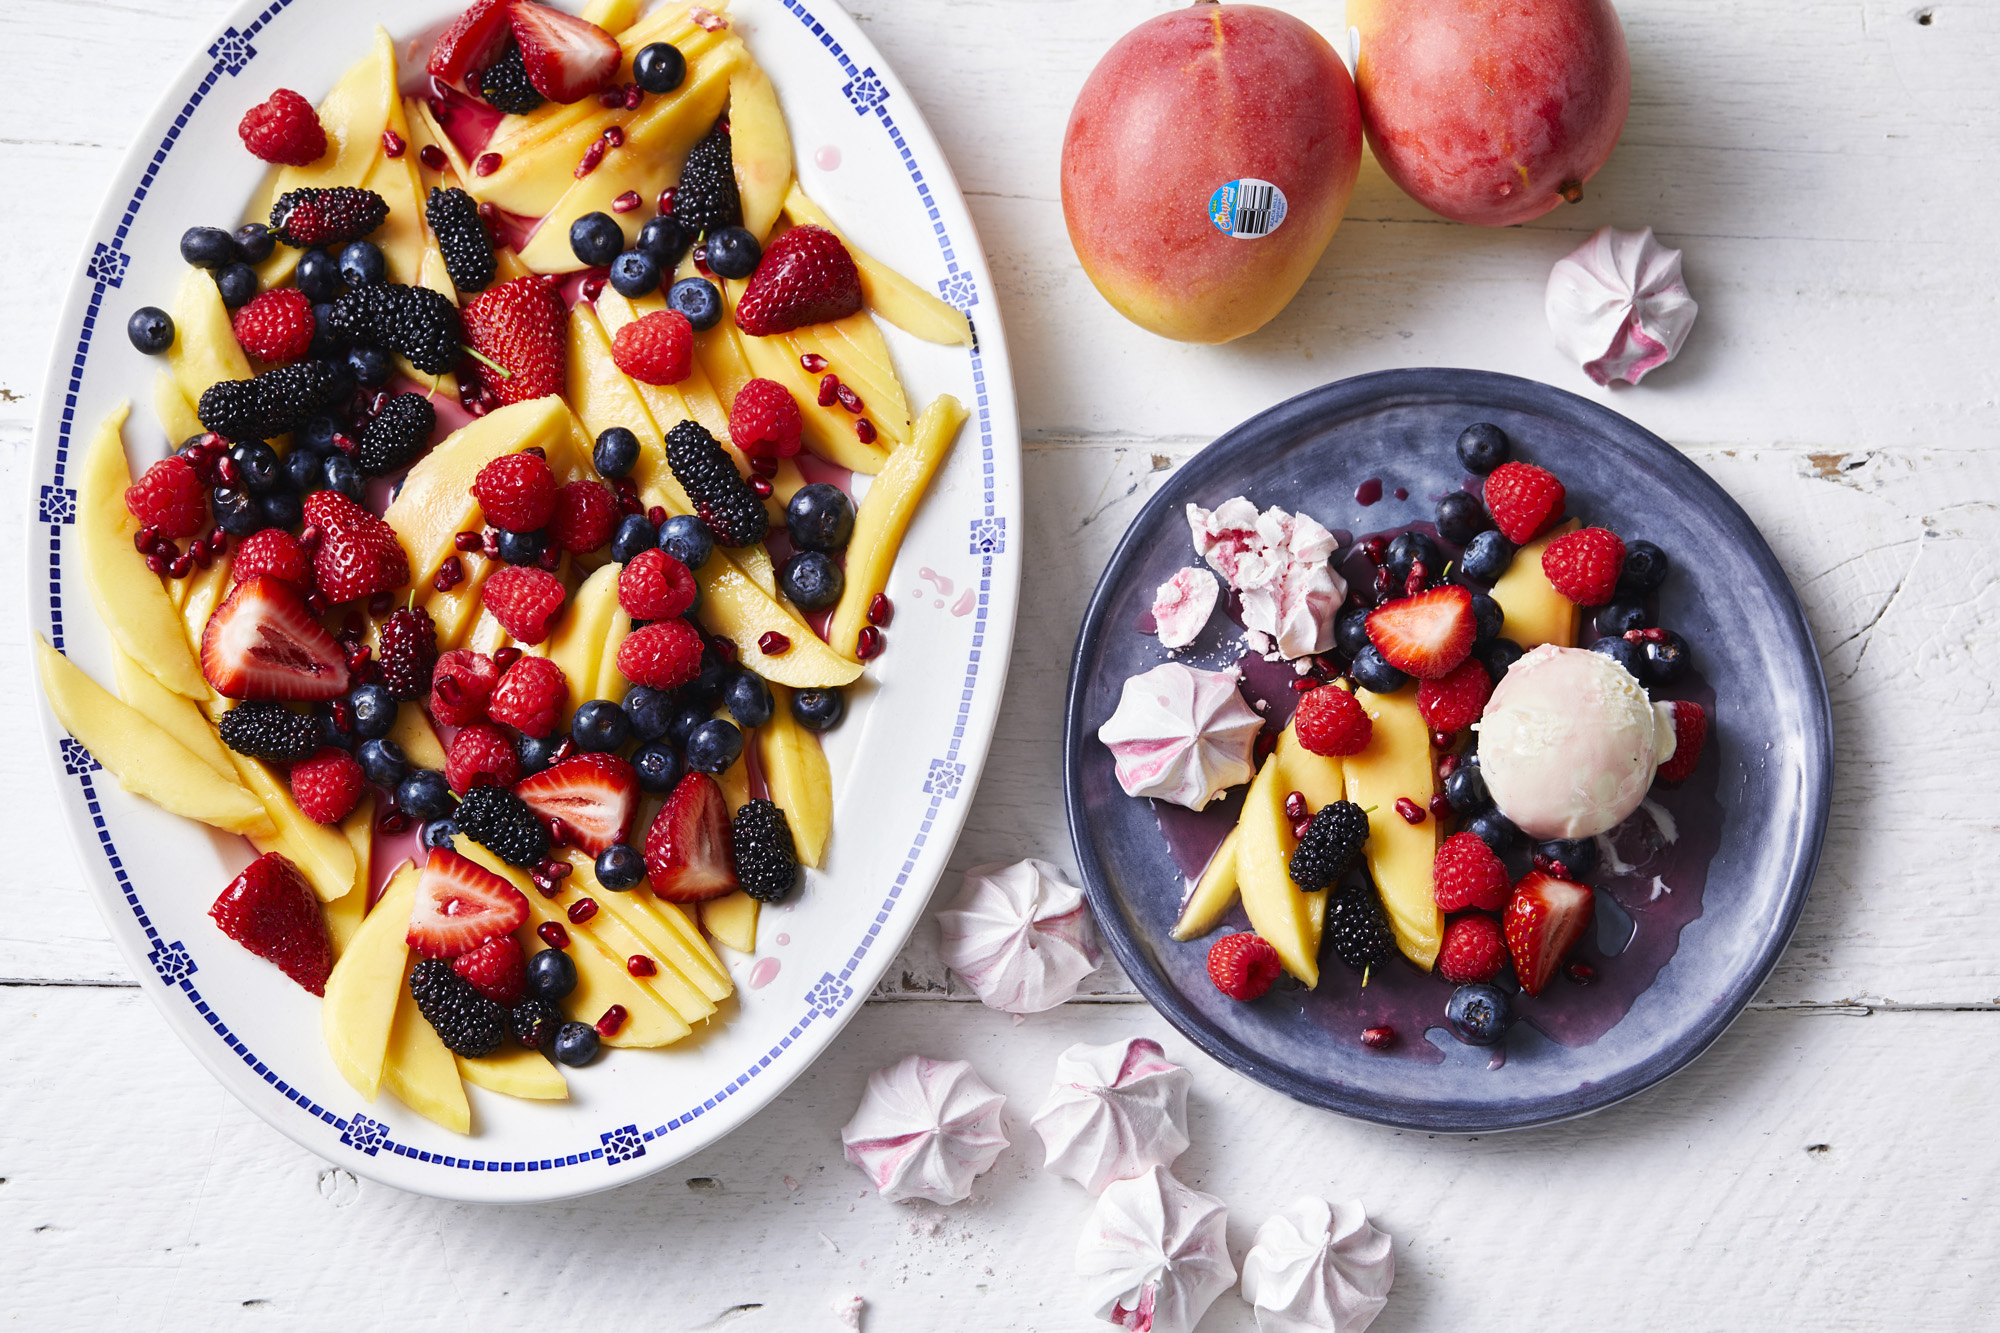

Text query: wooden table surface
(4, 0), (1997, 1328)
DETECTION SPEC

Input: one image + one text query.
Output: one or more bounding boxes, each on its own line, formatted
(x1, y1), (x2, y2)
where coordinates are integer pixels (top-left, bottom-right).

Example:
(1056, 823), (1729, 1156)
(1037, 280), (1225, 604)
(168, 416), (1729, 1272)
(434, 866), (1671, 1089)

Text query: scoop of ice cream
(1076, 1165), (1235, 1333)
(1097, 662), (1262, 810)
(1475, 644), (1678, 840)
(1545, 226), (1698, 387)
(1240, 1196), (1395, 1333)
(840, 1054), (1009, 1205)
(1186, 498), (1346, 659)
(937, 859), (1100, 1014)
(1151, 567), (1220, 650)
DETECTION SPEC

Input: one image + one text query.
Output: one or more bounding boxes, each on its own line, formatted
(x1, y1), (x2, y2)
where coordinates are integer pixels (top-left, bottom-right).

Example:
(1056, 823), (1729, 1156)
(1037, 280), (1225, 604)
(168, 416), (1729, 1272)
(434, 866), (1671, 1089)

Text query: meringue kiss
(1076, 1165), (1236, 1333)
(840, 1054), (1010, 1205)
(937, 859), (1101, 1013)
(1239, 1196), (1395, 1333)
(1033, 1038), (1192, 1195)
(1544, 225), (1698, 386)
(1097, 662), (1261, 810)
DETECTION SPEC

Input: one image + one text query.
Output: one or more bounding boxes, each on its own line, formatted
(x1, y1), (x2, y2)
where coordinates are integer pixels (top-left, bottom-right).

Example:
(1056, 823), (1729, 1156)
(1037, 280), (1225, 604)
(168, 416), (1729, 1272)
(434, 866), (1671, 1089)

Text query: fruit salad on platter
(1097, 422), (1716, 1058)
(36, 0), (978, 1135)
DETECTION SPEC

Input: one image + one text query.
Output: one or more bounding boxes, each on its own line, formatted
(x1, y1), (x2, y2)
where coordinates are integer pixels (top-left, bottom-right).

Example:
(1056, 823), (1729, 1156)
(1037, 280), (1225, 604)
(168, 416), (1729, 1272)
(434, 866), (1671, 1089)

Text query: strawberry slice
(509, 1), (620, 104)
(1365, 585), (1476, 680)
(514, 753), (637, 856)
(1503, 871), (1595, 997)
(406, 845), (530, 959)
(643, 771), (738, 902)
(1656, 699), (1708, 783)
(426, 0), (516, 91)
(209, 852), (333, 995)
(200, 575), (352, 701)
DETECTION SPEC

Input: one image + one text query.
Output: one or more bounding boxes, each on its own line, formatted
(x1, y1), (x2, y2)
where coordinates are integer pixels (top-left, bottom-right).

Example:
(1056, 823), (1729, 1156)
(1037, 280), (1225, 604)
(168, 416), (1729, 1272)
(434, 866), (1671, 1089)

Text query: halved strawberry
(1365, 585), (1476, 681)
(209, 852), (332, 995)
(1503, 871), (1594, 997)
(426, 0), (515, 91)
(1656, 699), (1708, 783)
(406, 845), (530, 959)
(509, 1), (620, 103)
(514, 753), (637, 855)
(200, 575), (352, 701)
(643, 771), (737, 902)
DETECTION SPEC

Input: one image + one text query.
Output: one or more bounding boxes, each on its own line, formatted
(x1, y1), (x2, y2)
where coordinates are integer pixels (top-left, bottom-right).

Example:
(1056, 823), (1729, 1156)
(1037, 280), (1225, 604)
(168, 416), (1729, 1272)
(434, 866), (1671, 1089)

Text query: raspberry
(377, 605), (439, 701)
(1483, 461), (1567, 544)
(615, 618), (704, 689)
(728, 378), (803, 459)
(1415, 659), (1493, 735)
(452, 784), (550, 867)
(1656, 700), (1708, 783)
(289, 746), (365, 824)
(408, 958), (506, 1057)
(1432, 831), (1511, 913)
(1288, 800), (1370, 890)
(669, 123), (741, 233)
(325, 284), (463, 375)
(269, 186), (389, 248)
(471, 452), (558, 533)
(355, 393), (437, 476)
(238, 88), (327, 167)
(424, 186), (496, 294)
(446, 722), (521, 795)
(301, 490), (409, 604)
(450, 934), (526, 1005)
(481, 565), (567, 644)
(430, 649), (499, 726)
(610, 309), (693, 385)
(230, 529), (313, 592)
(230, 288), (316, 363)
(1292, 685), (1372, 757)
(617, 548), (697, 620)
(548, 480), (619, 553)
(664, 419), (768, 547)
(488, 654), (568, 738)
(1437, 913), (1506, 985)
(124, 456), (208, 538)
(1207, 932), (1283, 1001)
(731, 800), (798, 902)
(1541, 526), (1627, 605)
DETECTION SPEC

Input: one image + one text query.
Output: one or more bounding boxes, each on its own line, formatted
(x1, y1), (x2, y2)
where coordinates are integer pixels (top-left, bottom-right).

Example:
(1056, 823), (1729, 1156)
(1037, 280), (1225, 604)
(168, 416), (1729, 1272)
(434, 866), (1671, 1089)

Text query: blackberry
(509, 997), (560, 1049)
(664, 419), (768, 547)
(476, 43), (545, 116)
(670, 124), (741, 234)
(326, 285), (463, 375)
(731, 799), (798, 902)
(424, 187), (496, 294)
(356, 392), (438, 476)
(377, 605), (439, 701)
(1288, 800), (1370, 890)
(408, 958), (506, 1057)
(217, 702), (320, 763)
(1328, 883), (1393, 975)
(269, 186), (389, 249)
(196, 360), (341, 441)
(452, 784), (550, 867)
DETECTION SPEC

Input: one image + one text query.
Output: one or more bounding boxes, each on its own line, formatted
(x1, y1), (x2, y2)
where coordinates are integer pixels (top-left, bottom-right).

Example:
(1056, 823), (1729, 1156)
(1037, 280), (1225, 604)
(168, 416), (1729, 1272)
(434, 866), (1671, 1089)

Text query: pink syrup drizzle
(814, 145), (841, 171)
(749, 957), (782, 989)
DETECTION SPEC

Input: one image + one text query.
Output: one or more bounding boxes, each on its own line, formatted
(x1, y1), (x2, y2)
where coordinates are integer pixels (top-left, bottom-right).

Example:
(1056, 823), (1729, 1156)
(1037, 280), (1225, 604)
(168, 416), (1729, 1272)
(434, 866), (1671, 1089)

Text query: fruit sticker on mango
(1208, 179), (1287, 239)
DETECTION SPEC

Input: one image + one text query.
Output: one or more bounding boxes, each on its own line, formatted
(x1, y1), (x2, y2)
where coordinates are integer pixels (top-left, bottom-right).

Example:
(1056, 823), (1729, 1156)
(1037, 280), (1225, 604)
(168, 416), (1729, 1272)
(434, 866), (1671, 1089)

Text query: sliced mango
(729, 61), (793, 241)
(153, 372), (202, 445)
(697, 560), (861, 689)
(701, 891), (759, 955)
(1493, 518), (1582, 651)
(1172, 826), (1240, 942)
(320, 863), (418, 1100)
(387, 706), (449, 772)
(758, 686), (831, 867)
(325, 793), (376, 956)
(109, 644), (234, 782)
(457, 1047), (567, 1100)
(725, 278), (892, 473)
(783, 184), (974, 347)
(537, 561), (622, 726)
(383, 953), (471, 1134)
(1345, 689), (1443, 970)
(166, 269), (251, 421)
(784, 309), (913, 447)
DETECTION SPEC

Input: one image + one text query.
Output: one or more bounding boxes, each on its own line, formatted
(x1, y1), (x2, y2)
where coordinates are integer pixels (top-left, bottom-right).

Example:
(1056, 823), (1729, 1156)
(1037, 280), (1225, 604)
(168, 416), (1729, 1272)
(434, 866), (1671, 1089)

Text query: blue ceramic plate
(1063, 370), (1831, 1133)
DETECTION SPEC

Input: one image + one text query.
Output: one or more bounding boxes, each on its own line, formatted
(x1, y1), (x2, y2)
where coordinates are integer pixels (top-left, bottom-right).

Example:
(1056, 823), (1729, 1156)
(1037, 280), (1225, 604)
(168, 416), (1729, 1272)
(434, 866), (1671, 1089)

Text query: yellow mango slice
(725, 279), (892, 474)
(324, 793), (376, 957)
(567, 303), (674, 491)
(729, 61), (793, 240)
(1345, 689), (1443, 970)
(387, 706), (449, 772)
(109, 645), (234, 782)
(697, 560), (862, 688)
(758, 686), (831, 867)
(457, 1047), (567, 1100)
(581, 0), (648, 32)
(563, 849), (732, 1003)
(321, 862), (418, 1101)
(700, 891), (759, 954)
(166, 268), (251, 415)
(783, 185), (973, 346)
(383, 954), (471, 1134)
(153, 372), (202, 445)
(1233, 748), (1320, 987)
(1172, 826), (1240, 941)
(423, 553), (495, 649)
(228, 746), (359, 902)
(1275, 726), (1344, 963)
(784, 309), (913, 446)
(537, 561), (622, 724)
(540, 874), (716, 1025)
(1493, 518), (1582, 651)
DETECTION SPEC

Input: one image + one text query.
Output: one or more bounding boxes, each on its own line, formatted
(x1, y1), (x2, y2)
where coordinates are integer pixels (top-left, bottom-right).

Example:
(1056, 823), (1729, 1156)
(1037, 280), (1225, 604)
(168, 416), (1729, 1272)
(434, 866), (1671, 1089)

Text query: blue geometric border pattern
(51, 0), (1005, 1178)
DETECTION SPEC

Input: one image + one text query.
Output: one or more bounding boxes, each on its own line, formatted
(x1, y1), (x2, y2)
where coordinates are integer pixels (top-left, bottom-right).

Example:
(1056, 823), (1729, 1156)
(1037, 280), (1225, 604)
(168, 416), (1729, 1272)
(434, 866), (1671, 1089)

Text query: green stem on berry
(459, 345), (514, 379)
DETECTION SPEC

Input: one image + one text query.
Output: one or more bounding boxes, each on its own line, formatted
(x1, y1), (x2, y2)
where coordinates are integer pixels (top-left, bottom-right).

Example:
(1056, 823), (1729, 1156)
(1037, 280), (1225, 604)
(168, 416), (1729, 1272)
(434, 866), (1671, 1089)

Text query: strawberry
(610, 309), (693, 385)
(470, 450), (557, 532)
(231, 288), (316, 363)
(728, 377), (804, 459)
(548, 480), (619, 553)
(238, 88), (328, 166)
(514, 753), (637, 855)
(462, 276), (566, 406)
(446, 722), (521, 795)
(201, 575), (351, 701)
(1483, 461), (1566, 544)
(430, 649), (499, 727)
(230, 528), (313, 592)
(1365, 585), (1476, 680)
(290, 746), (364, 824)
(488, 653), (568, 738)
(1503, 871), (1594, 997)
(733, 225), (863, 337)
(617, 548), (697, 621)
(406, 845), (529, 958)
(1292, 684), (1372, 757)
(426, 0), (516, 91)
(451, 934), (526, 1004)
(616, 618), (703, 689)
(1437, 913), (1506, 985)
(1541, 527), (1626, 605)
(1416, 658), (1493, 734)
(1656, 699), (1708, 784)
(1206, 932), (1283, 1001)
(509, 0), (621, 104)
(209, 852), (333, 994)
(643, 771), (738, 901)
(301, 490), (409, 604)
(1432, 832), (1510, 913)
(481, 565), (566, 644)
(125, 456), (208, 538)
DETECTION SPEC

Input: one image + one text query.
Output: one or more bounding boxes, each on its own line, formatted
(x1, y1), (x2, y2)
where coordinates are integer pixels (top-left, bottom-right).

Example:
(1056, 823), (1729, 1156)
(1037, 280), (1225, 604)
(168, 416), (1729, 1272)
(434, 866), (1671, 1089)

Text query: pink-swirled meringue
(1187, 497), (1346, 659)
(1240, 1196), (1395, 1333)
(839, 1054), (1009, 1205)
(1097, 662), (1261, 810)
(1032, 1037), (1192, 1194)
(937, 859), (1101, 1013)
(1151, 566), (1221, 649)
(1076, 1165), (1236, 1333)
(1544, 226), (1698, 386)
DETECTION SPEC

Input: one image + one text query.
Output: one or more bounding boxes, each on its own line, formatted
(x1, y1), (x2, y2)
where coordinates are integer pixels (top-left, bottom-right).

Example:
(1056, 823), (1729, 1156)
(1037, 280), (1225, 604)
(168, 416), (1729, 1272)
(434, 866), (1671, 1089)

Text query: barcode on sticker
(1208, 178), (1289, 241)
(1232, 182), (1276, 235)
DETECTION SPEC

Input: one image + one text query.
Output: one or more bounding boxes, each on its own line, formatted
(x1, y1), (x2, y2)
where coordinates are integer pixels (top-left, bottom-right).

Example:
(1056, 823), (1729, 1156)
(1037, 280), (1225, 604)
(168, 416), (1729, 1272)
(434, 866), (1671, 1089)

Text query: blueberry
(1459, 530), (1515, 584)
(631, 741), (685, 793)
(348, 684), (397, 740)
(315, 706), (355, 751)
(685, 718), (743, 774)
(356, 737), (407, 788)
(233, 222), (274, 264)
(1469, 591), (1504, 645)
(683, 653), (732, 711)
(398, 769), (456, 821)
(1476, 636), (1526, 681)
(780, 550), (844, 611)
(421, 818), (459, 850)
(665, 703), (710, 749)
(666, 276), (722, 331)
(295, 247), (343, 302)
(1466, 807), (1523, 857)
(570, 211), (625, 268)
(516, 731), (564, 776)
(347, 344), (390, 387)
(1446, 983), (1513, 1046)
(259, 489), (304, 530)
(322, 452), (364, 503)
(1595, 599), (1649, 636)
(608, 248), (661, 298)
(338, 240), (386, 287)
(1444, 764), (1491, 815)
(552, 1020), (600, 1066)
(496, 527), (546, 566)
(323, 358), (356, 408)
(571, 698), (630, 752)
(1349, 645), (1408, 694)
(1385, 531), (1441, 586)
(785, 483), (855, 553)
(1456, 422), (1510, 475)
(594, 426), (640, 479)
(212, 485), (263, 536)
(307, 303), (346, 360)
(705, 226), (761, 280)
(1435, 491), (1489, 546)
(283, 449), (325, 494)
(1642, 631), (1691, 686)
(1334, 606), (1371, 659)
(623, 684), (676, 741)
(610, 512), (657, 563)
(127, 306), (175, 355)
(180, 226), (240, 270)
(595, 843), (646, 890)
(632, 40), (688, 93)
(215, 262), (259, 309)
(1618, 540), (1670, 595)
(526, 947), (578, 1002)
(1589, 634), (1647, 679)
(1536, 838), (1598, 881)
(791, 687), (846, 732)
(297, 414), (342, 454)
(231, 441), (281, 495)
(635, 214), (691, 269)
(723, 671), (774, 728)
(658, 513), (714, 569)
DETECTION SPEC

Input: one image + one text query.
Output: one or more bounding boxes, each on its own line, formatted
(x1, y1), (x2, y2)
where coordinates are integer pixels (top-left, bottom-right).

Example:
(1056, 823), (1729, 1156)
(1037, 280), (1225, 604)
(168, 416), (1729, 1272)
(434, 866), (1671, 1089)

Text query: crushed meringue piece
(1186, 498), (1346, 659)
(1076, 1166), (1235, 1333)
(1032, 1038), (1192, 1195)
(833, 1294), (864, 1329)
(1240, 1196), (1395, 1333)
(1097, 662), (1261, 810)
(1151, 567), (1220, 649)
(840, 1055), (1009, 1205)
(1545, 226), (1698, 386)
(937, 859), (1100, 1014)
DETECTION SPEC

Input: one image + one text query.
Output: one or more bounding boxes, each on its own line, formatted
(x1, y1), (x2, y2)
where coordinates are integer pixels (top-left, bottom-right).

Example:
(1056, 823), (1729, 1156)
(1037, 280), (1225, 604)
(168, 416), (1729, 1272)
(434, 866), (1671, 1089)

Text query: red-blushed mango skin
(1060, 3), (1361, 344)
(1351, 0), (1630, 227)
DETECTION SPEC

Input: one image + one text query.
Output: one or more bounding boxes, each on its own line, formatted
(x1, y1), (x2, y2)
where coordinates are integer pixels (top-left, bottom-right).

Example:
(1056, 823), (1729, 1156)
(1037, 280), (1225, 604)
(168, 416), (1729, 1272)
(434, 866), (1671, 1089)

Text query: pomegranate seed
(1404, 565), (1427, 598)
(1430, 729), (1456, 751)
(368, 591), (394, 616)
(1429, 793), (1454, 821)
(855, 418), (877, 445)
(618, 493), (644, 516)
(624, 84), (644, 110)
(330, 700), (353, 731)
(330, 431), (360, 457)
(344, 612), (365, 636)
(529, 869), (561, 897)
(817, 374), (839, 407)
(567, 897), (599, 925)
(550, 738), (575, 764)
(749, 455), (779, 477)
(419, 144), (447, 171)
(538, 921), (570, 950)
(856, 625), (884, 660)
(432, 556), (464, 592)
(545, 817), (573, 847)
(1361, 1026), (1396, 1050)
(1372, 567), (1394, 598)
(477, 202), (498, 223)
(602, 126), (625, 149)
(656, 186), (677, 213)
(647, 505), (669, 528)
(691, 5), (727, 31)
(1395, 797), (1427, 825)
(758, 631), (791, 656)
(835, 384), (864, 414)
(1437, 753), (1460, 779)
(536, 545), (560, 572)
(1291, 677), (1315, 693)
(868, 594), (893, 626)
(1292, 818), (1312, 840)
(611, 476), (639, 498)
(167, 554), (192, 578)
(595, 1005), (628, 1037)
(691, 245), (711, 275)
(575, 138), (606, 178)
(598, 87), (624, 107)
(750, 476), (773, 498)
(346, 644), (372, 673)
(454, 530), (483, 551)
(1283, 791), (1308, 823)
(132, 528), (154, 554)
(581, 274), (606, 302)
(799, 353), (828, 373)
(1255, 730), (1277, 758)
(191, 541), (212, 569)
(298, 524), (323, 552)
(381, 130), (405, 158)
(306, 593), (330, 618)
(712, 638), (737, 663)
(493, 646), (523, 671)
(1566, 960), (1597, 985)
(214, 456), (241, 488)
(612, 189), (642, 213)
(376, 810), (411, 835)
(1363, 537), (1388, 565)
(627, 955), (657, 977)
(474, 151), (500, 176)
(539, 857), (573, 882)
